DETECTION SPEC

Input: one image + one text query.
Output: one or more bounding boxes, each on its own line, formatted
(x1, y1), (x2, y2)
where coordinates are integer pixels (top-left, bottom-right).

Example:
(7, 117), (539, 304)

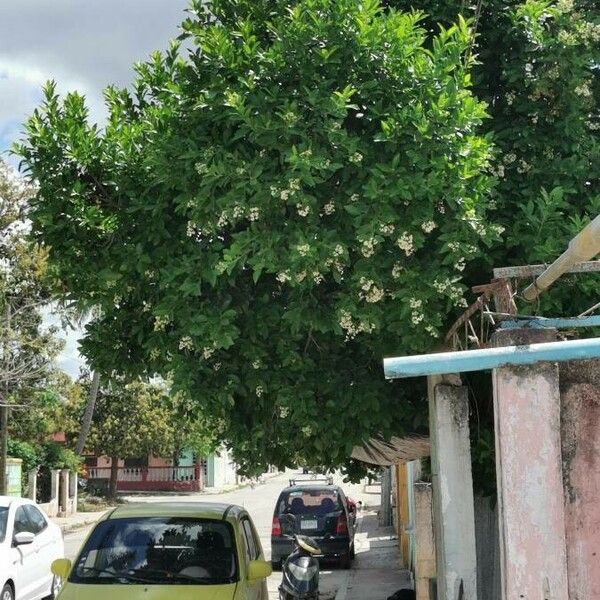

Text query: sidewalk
(338, 502), (412, 600)
(52, 510), (107, 535)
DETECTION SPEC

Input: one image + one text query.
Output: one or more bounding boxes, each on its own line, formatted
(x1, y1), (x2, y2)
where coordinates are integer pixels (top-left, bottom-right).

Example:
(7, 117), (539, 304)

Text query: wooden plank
(493, 261), (600, 280)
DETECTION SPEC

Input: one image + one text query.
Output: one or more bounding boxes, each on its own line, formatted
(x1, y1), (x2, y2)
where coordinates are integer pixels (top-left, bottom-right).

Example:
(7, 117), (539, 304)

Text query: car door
(239, 518), (262, 600)
(10, 505), (40, 600)
(23, 505), (56, 598)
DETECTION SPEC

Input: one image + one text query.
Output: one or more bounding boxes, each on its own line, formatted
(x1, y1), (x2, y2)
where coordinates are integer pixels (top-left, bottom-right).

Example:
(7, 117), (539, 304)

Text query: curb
(334, 572), (351, 600)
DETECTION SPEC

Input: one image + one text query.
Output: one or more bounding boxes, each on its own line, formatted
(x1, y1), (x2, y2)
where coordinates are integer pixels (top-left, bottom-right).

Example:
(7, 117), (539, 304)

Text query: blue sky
(0, 0), (188, 375)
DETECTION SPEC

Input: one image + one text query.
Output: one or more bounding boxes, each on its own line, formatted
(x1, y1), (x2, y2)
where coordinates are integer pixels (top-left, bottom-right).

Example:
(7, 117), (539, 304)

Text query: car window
(0, 507), (8, 543)
(70, 517), (238, 586)
(241, 519), (258, 562)
(279, 489), (343, 516)
(23, 505), (48, 535)
(14, 506), (33, 535)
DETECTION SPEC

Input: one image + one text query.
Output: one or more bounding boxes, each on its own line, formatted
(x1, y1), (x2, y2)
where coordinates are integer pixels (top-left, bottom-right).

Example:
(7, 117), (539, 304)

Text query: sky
(0, 0), (189, 376)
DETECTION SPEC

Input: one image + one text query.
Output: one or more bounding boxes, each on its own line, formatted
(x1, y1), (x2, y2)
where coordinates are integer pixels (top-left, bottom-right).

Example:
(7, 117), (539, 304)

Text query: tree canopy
(17, 0), (497, 473)
(16, 0), (599, 475)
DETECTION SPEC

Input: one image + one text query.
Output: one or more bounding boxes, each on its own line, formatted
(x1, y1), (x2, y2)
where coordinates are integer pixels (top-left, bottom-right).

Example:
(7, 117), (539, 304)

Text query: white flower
(202, 346), (215, 360)
(270, 185), (279, 197)
(281, 189), (291, 201)
(195, 162), (208, 175)
(154, 315), (170, 332)
(142, 301), (151, 312)
(233, 205), (244, 219)
(396, 232), (415, 256)
(437, 202), (446, 214)
(255, 385), (264, 398)
(289, 178), (301, 192)
(313, 271), (324, 285)
(392, 263), (403, 279)
(276, 271), (291, 283)
(365, 286), (385, 303)
(454, 258), (466, 272)
(295, 271), (307, 283)
(252, 360), (261, 369)
(324, 201), (335, 215)
(213, 362), (221, 371)
(179, 336), (194, 351)
(524, 63), (533, 76)
(296, 244), (310, 256)
(411, 311), (424, 325)
(297, 203), (311, 217)
(350, 193), (359, 202)
(149, 348), (161, 360)
(186, 221), (198, 237)
(349, 152), (363, 164)
(531, 114), (539, 125)
(333, 244), (345, 257)
(504, 153), (517, 165)
(517, 160), (531, 174)
(409, 297), (422, 309)
(380, 223), (395, 236)
(361, 238), (378, 258)
(505, 93), (515, 106)
(235, 166), (245, 175)
(421, 220), (437, 234)
(575, 83), (592, 98)
(248, 207), (260, 222)
(300, 149), (313, 158)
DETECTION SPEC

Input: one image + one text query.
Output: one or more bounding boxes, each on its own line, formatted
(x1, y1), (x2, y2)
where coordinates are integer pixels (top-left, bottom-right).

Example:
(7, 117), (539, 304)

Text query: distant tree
(0, 160), (62, 493)
(88, 379), (175, 498)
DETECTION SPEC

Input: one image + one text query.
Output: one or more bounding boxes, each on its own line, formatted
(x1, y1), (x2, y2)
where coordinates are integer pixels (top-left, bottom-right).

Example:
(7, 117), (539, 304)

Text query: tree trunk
(109, 456), (119, 500)
(75, 370), (100, 456)
(0, 404), (8, 495)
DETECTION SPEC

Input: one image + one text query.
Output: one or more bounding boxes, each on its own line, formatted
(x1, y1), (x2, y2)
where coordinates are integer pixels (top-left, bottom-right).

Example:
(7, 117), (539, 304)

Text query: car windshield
(0, 507), (8, 543)
(70, 517), (237, 585)
(279, 490), (342, 516)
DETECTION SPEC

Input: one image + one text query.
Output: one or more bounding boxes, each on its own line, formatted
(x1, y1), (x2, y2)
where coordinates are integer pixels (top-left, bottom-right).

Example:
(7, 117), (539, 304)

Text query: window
(14, 506), (32, 535)
(70, 517), (238, 586)
(0, 507), (8, 543)
(279, 489), (343, 516)
(241, 519), (259, 562)
(24, 505), (48, 535)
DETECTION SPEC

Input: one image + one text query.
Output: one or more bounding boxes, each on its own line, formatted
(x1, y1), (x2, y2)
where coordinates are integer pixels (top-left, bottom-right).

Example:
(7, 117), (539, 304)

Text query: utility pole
(0, 303), (9, 495)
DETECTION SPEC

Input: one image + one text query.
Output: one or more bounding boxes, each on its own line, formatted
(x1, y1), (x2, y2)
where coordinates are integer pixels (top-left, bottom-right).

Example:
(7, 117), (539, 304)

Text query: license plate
(302, 520), (318, 530)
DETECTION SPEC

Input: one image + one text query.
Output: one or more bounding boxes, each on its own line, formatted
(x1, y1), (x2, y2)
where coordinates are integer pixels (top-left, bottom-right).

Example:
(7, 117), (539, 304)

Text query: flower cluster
(255, 385), (264, 398)
(296, 243), (310, 256)
(392, 262), (403, 279)
(277, 271), (291, 283)
(349, 152), (363, 164)
(396, 232), (415, 256)
(339, 309), (375, 340)
(153, 315), (170, 331)
(202, 346), (215, 360)
(297, 203), (311, 217)
(380, 223), (395, 236)
(421, 221), (437, 234)
(359, 278), (385, 303)
(179, 336), (194, 351)
(361, 237), (378, 258)
(324, 201), (336, 215)
(248, 207), (260, 222)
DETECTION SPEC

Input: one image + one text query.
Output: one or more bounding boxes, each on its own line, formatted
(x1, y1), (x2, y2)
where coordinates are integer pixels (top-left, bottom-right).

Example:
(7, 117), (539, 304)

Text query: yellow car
(51, 502), (272, 600)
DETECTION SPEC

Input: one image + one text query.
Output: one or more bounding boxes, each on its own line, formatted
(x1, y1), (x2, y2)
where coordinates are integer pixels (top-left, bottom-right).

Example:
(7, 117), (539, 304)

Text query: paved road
(64, 471), (368, 599)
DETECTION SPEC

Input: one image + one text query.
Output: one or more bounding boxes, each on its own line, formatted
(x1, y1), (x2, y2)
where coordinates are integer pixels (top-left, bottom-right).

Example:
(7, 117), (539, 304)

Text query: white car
(0, 497), (64, 600)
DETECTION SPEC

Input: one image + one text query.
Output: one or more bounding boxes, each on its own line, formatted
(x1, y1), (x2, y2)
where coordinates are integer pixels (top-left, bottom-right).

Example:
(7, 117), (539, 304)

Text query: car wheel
(1, 584), (14, 600)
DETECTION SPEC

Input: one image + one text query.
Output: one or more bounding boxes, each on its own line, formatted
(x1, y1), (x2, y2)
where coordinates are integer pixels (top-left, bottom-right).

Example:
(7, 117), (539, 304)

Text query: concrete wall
(206, 446), (237, 489)
(414, 482), (436, 600)
(492, 328), (568, 600)
(560, 360), (600, 599)
(428, 376), (477, 600)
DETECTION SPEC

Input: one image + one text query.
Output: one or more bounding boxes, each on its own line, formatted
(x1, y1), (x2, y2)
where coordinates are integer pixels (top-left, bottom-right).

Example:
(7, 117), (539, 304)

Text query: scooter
(278, 515), (321, 599)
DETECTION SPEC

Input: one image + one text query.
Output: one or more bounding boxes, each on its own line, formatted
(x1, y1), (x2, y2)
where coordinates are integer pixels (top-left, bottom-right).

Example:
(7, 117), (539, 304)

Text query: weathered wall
(414, 482), (436, 600)
(428, 377), (477, 600)
(492, 328), (568, 600)
(560, 360), (600, 600)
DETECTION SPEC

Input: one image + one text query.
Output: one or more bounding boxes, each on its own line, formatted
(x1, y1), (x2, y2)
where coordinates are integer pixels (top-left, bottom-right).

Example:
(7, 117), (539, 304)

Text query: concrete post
(380, 467), (393, 527)
(59, 469), (69, 517)
(492, 328), (568, 600)
(560, 359), (600, 599)
(69, 471), (78, 515)
(414, 482), (437, 600)
(428, 374), (477, 600)
(27, 470), (37, 501)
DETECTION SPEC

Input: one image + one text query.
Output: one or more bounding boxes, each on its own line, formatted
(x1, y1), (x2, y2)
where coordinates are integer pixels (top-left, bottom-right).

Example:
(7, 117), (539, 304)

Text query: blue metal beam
(384, 337), (600, 379)
(500, 316), (600, 329)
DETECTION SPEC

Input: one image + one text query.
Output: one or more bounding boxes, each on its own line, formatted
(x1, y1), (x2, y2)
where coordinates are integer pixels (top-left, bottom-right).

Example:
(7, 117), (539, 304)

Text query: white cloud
(1, 0), (189, 371)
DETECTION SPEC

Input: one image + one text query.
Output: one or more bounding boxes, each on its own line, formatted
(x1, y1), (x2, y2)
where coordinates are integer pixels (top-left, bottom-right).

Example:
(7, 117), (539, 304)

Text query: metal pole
(384, 337), (600, 379)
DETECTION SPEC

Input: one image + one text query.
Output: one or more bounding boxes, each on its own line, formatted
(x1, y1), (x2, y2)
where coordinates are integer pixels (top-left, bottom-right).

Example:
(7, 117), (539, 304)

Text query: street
(63, 471), (408, 599)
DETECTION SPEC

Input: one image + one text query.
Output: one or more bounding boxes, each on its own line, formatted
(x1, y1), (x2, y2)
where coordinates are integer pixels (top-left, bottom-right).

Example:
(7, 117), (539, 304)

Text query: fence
(87, 465), (203, 492)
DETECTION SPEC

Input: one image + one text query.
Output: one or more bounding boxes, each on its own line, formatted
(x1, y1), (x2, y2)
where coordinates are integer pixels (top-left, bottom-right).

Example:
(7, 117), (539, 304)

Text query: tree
(0, 160), (62, 493)
(88, 380), (175, 498)
(16, 0), (498, 473)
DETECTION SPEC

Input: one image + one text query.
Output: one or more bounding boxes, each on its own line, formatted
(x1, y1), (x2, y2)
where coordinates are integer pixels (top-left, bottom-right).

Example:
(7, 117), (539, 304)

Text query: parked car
(50, 502), (272, 600)
(271, 484), (357, 569)
(0, 496), (64, 600)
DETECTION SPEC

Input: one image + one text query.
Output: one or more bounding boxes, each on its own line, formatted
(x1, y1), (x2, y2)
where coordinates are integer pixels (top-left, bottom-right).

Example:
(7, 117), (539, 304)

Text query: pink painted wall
(492, 329), (568, 600)
(560, 360), (600, 600)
